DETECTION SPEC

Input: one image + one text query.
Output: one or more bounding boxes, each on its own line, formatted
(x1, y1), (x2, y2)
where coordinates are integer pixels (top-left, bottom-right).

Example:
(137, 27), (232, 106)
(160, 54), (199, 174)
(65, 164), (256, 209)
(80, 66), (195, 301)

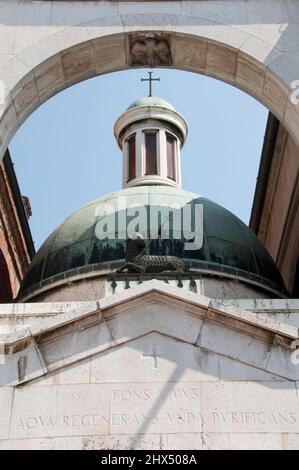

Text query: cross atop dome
(141, 71), (160, 97)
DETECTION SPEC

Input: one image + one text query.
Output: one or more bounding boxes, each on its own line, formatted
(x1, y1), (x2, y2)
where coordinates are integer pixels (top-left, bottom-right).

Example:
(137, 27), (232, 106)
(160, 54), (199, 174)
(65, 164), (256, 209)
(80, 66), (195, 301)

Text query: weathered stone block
(0, 387), (13, 439)
(9, 384), (110, 439)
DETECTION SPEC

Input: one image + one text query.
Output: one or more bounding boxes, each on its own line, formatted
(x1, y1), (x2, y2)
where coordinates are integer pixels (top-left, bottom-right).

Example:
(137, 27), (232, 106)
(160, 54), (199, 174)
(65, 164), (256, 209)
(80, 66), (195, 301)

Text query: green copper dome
(20, 186), (286, 297)
(127, 96), (176, 111)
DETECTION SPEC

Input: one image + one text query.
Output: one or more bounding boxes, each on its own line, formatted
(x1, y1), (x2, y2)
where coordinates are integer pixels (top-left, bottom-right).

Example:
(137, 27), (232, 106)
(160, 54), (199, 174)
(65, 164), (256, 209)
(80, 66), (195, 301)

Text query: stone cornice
(0, 281), (298, 387)
(1, 281), (298, 348)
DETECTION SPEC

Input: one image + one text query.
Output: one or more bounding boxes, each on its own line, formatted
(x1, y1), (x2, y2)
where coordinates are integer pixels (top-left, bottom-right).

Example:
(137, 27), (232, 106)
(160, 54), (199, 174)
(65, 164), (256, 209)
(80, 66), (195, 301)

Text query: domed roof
(20, 186), (286, 297)
(127, 96), (176, 111)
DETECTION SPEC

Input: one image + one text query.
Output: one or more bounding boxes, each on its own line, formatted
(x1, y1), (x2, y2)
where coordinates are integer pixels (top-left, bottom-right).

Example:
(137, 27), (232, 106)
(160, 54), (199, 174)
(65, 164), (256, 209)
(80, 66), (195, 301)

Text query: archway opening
(0, 30), (296, 296)
(0, 32), (290, 158)
(9, 68), (268, 250)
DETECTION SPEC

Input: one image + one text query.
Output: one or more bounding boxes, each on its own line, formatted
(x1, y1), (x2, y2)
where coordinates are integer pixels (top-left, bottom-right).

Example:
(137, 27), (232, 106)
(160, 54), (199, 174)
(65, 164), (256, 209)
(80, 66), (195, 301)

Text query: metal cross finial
(141, 71), (160, 97)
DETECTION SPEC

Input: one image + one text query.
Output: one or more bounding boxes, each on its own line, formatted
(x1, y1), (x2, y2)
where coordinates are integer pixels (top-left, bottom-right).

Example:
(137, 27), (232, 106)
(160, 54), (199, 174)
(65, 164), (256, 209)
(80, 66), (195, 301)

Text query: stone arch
(0, 21), (296, 160)
(0, 249), (13, 302)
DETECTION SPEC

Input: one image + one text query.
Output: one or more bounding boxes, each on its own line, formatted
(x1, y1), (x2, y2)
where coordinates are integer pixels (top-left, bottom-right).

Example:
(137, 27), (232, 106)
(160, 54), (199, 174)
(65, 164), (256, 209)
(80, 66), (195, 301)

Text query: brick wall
(0, 151), (34, 301)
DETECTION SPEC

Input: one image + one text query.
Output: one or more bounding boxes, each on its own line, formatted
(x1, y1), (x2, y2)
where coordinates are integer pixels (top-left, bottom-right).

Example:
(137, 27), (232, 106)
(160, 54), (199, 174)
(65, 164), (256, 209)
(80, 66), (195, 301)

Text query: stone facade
(1, 0), (299, 451)
(0, 281), (299, 450)
(250, 115), (299, 295)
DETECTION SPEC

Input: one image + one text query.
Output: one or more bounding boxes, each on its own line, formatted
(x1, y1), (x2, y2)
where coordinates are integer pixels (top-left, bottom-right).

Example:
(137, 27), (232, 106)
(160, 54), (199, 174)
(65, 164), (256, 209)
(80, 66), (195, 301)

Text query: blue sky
(10, 69), (268, 250)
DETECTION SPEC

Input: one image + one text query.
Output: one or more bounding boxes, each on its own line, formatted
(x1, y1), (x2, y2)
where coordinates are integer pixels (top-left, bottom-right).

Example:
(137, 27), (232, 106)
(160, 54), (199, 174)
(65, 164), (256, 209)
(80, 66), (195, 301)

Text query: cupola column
(159, 130), (167, 180)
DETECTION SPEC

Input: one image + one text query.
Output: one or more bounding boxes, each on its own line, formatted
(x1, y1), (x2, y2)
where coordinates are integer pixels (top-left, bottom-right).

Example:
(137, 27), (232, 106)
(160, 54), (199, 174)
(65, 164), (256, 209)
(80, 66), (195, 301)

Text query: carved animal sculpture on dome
(117, 234), (186, 274)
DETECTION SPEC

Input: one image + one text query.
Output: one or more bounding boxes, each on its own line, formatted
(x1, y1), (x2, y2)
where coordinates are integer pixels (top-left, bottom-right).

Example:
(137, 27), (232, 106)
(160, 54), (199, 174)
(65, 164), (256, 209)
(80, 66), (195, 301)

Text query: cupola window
(145, 131), (158, 175)
(127, 134), (136, 181)
(166, 133), (176, 180)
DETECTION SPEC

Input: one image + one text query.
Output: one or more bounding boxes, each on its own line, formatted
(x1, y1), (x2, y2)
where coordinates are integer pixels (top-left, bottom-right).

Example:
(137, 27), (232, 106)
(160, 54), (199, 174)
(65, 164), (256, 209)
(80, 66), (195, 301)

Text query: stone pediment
(0, 281), (298, 387)
(1, 281), (299, 449)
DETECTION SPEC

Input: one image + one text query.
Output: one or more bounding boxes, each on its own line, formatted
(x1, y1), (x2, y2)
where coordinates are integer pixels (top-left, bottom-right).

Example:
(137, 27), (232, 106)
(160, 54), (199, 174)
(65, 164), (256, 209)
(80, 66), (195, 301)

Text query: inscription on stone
(201, 382), (299, 433)
(211, 410), (297, 426)
(8, 381), (299, 439)
(10, 384), (110, 439)
(16, 414), (109, 431)
(110, 382), (203, 435)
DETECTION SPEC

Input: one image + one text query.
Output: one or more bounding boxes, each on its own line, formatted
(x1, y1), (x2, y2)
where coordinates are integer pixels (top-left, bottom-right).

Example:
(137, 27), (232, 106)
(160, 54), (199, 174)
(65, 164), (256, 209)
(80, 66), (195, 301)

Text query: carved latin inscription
(9, 381), (299, 439)
(110, 383), (202, 435)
